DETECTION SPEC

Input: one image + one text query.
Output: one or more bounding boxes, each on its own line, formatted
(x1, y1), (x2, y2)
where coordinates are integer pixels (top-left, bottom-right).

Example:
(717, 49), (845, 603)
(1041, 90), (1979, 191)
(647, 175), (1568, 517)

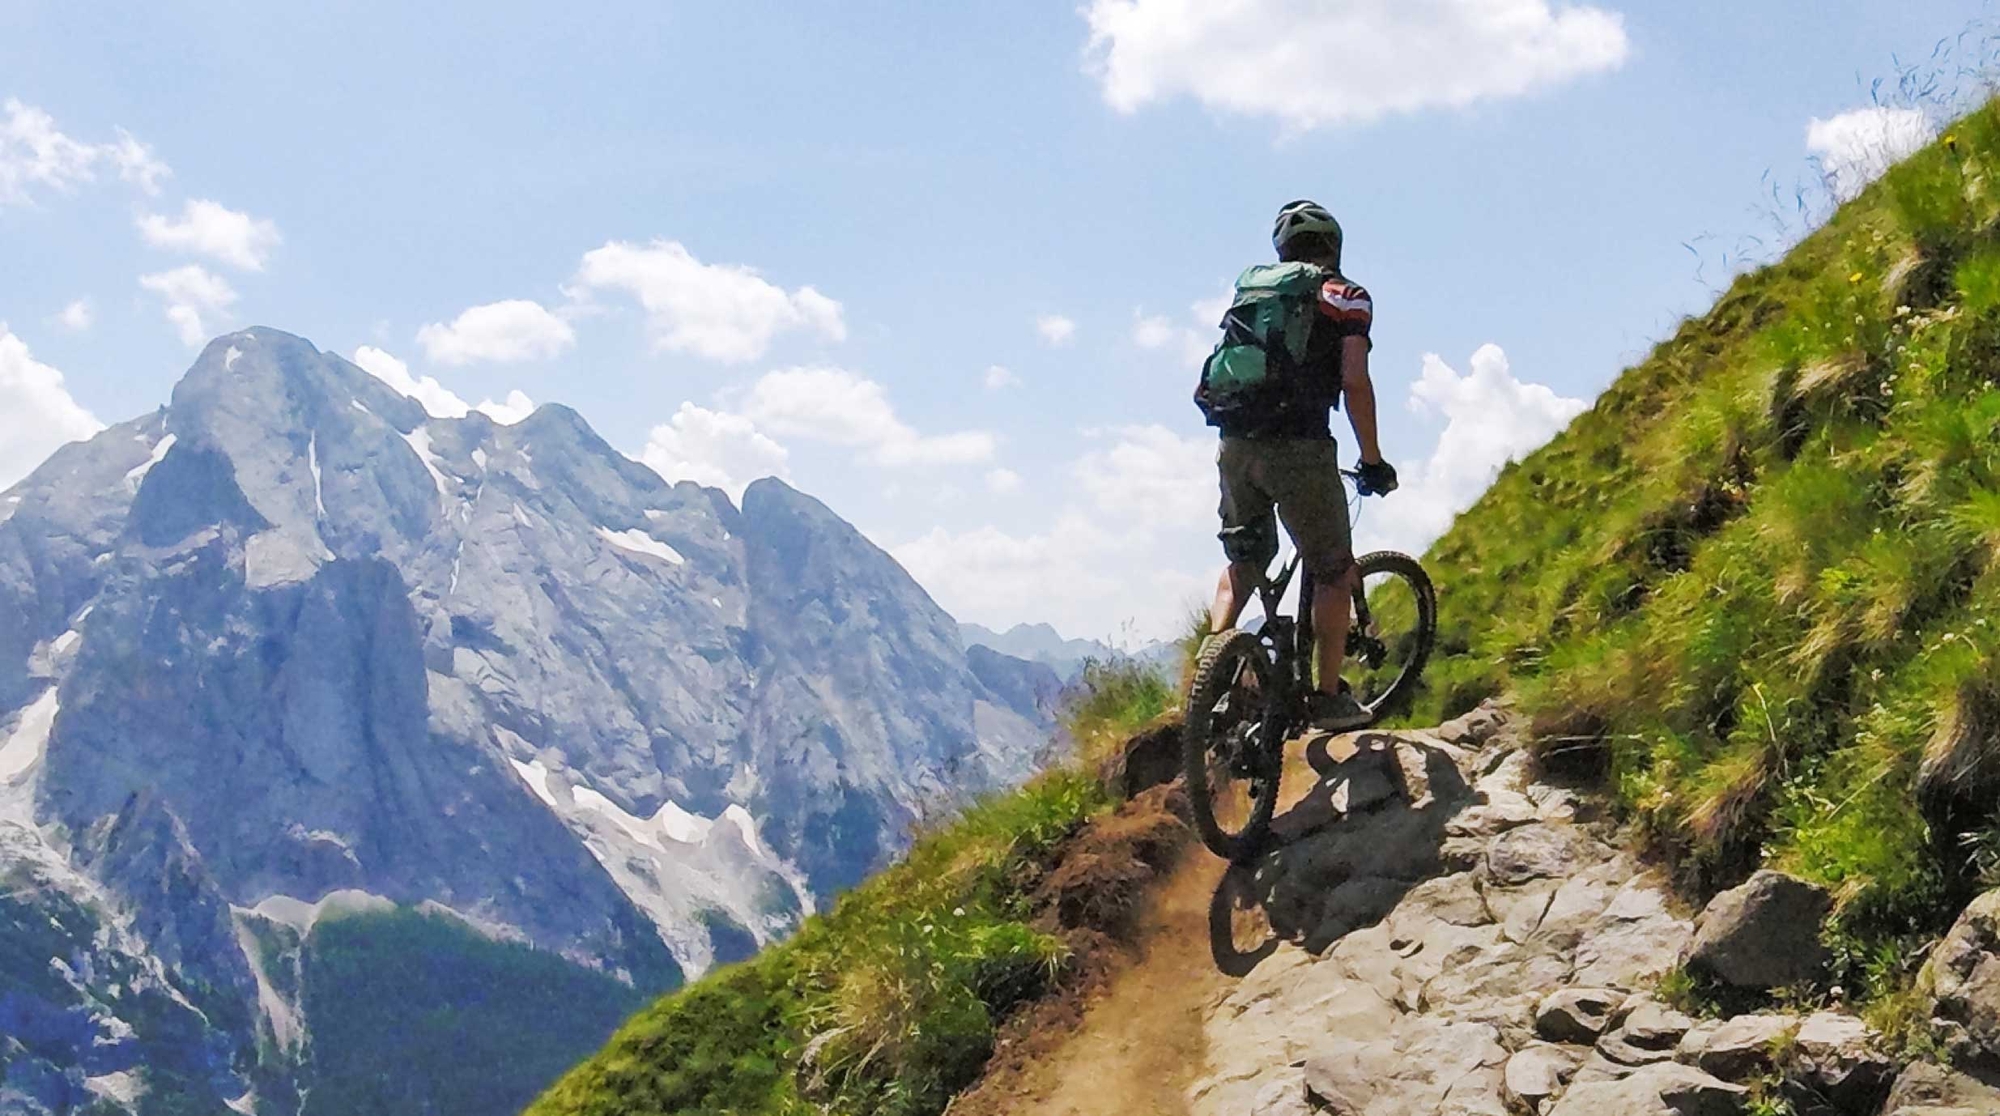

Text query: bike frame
(1254, 557), (1312, 738)
(1254, 554), (1384, 737)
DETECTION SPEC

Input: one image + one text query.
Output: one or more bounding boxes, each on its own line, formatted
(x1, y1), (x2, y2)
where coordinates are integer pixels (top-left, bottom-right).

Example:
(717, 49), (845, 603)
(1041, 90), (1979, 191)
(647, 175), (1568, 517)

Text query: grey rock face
(0, 328), (1055, 1110)
(1689, 869), (1833, 991)
(1545, 1062), (1748, 1116)
(1924, 888), (2000, 1062)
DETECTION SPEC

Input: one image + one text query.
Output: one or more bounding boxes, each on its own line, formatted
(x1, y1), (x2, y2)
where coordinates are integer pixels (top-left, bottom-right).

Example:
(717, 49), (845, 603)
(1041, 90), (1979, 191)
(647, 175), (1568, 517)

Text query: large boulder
(1536, 988), (1623, 1043)
(1688, 870), (1832, 990)
(1924, 889), (2000, 1061)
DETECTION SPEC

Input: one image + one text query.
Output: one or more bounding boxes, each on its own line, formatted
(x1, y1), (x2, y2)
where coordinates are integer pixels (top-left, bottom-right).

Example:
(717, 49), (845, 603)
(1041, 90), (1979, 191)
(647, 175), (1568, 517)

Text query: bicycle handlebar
(1341, 467), (1392, 498)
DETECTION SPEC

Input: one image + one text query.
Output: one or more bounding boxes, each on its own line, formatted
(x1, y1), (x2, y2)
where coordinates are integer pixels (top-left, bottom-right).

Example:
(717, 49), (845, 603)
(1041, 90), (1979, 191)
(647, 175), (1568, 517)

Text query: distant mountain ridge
(0, 328), (1052, 1116)
(959, 620), (1179, 680)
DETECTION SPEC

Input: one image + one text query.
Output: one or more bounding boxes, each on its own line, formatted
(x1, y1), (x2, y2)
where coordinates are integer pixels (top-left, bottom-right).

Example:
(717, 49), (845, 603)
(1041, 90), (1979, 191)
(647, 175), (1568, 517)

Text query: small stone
(1570, 877), (1696, 989)
(1676, 1013), (1795, 1081)
(1302, 1037), (1394, 1112)
(1883, 1059), (2000, 1114)
(1486, 824), (1606, 887)
(1250, 1074), (1315, 1116)
(1787, 1012), (1893, 1115)
(1446, 792), (1539, 840)
(1545, 1061), (1748, 1116)
(1536, 987), (1623, 1043)
(1597, 999), (1693, 1067)
(1688, 870), (1833, 991)
(1505, 1043), (1582, 1112)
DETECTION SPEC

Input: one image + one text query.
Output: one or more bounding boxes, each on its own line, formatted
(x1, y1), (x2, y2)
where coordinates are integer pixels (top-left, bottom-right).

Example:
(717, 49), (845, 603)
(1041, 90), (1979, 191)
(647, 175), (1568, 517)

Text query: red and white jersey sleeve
(1317, 278), (1374, 337)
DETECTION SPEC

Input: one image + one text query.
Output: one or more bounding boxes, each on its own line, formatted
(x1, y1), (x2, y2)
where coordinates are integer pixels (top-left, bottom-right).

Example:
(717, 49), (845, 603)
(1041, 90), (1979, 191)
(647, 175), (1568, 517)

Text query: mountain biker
(1198, 199), (1398, 732)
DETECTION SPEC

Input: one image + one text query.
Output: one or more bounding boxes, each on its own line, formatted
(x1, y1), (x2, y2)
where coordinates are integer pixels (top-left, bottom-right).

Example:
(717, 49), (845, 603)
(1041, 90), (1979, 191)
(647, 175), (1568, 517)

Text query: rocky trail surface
(957, 704), (2000, 1116)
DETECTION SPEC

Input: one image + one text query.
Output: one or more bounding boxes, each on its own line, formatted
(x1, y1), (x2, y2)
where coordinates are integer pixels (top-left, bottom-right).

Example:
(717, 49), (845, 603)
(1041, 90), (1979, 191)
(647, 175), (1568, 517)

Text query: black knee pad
(1218, 522), (1278, 569)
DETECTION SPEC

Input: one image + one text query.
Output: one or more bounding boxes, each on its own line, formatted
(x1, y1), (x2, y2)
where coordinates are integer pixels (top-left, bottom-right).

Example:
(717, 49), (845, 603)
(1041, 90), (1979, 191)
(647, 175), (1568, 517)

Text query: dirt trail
(959, 851), (1227, 1116)
(948, 737), (1356, 1116)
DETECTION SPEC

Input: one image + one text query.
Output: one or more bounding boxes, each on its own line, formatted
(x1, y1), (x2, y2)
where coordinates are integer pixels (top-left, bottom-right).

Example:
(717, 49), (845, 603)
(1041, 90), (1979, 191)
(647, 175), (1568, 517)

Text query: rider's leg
(1209, 561), (1259, 633)
(1213, 438), (1277, 634)
(1312, 562), (1360, 695)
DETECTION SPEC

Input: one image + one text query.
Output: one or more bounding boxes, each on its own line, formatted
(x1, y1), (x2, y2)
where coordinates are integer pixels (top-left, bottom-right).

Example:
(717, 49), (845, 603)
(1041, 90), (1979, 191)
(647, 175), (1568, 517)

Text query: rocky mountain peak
(0, 326), (1055, 1115)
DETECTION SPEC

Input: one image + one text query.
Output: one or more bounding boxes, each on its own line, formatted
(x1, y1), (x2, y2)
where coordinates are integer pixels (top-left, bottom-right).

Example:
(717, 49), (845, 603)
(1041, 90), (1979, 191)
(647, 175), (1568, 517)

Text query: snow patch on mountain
(0, 687), (58, 783)
(308, 433), (326, 518)
(123, 432), (176, 491)
(598, 525), (685, 565)
(401, 425), (452, 507)
(507, 753), (814, 974)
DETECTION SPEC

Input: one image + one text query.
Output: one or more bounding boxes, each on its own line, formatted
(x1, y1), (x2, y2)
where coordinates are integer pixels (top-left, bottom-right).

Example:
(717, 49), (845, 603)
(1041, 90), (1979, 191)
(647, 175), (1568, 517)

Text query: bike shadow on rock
(1208, 730), (1475, 978)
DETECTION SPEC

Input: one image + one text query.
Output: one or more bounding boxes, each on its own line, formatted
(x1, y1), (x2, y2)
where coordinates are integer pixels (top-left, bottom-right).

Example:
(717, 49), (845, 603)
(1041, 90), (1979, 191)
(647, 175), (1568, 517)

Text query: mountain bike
(1182, 469), (1438, 861)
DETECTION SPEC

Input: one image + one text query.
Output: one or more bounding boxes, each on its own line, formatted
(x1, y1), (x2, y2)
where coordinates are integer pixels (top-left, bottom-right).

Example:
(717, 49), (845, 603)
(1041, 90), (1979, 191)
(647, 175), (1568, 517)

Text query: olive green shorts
(1216, 436), (1353, 581)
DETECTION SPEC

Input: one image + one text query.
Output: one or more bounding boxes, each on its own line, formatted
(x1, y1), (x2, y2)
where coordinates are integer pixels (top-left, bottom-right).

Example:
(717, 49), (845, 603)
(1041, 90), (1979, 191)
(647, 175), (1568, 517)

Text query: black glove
(1355, 459), (1399, 496)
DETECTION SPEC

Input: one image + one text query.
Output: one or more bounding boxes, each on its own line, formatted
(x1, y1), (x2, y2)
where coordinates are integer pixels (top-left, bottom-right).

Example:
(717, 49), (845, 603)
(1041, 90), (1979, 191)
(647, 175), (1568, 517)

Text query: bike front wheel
(1183, 628), (1283, 861)
(1341, 550), (1438, 723)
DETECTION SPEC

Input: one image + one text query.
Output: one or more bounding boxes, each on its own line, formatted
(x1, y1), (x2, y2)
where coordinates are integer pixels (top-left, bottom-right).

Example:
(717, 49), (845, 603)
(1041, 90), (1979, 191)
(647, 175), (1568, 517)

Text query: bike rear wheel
(1340, 551), (1438, 724)
(1183, 628), (1283, 861)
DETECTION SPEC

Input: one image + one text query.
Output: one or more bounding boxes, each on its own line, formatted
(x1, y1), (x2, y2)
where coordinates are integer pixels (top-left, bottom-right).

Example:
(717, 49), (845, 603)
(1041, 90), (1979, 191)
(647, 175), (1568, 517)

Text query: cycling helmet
(1273, 199), (1343, 263)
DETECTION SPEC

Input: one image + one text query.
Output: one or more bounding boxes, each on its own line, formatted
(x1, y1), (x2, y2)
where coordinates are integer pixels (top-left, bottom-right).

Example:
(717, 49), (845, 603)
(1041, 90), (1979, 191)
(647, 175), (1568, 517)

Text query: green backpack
(1195, 261), (1331, 426)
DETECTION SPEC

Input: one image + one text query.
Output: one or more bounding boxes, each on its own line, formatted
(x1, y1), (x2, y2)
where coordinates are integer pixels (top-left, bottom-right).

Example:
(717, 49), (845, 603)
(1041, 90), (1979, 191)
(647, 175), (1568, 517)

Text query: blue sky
(2, 0), (1989, 642)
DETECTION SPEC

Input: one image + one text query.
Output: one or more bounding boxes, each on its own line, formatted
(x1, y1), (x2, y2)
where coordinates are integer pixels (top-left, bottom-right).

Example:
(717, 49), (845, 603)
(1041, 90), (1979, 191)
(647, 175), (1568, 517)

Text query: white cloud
(572, 240), (846, 363)
(352, 345), (535, 424)
(416, 299), (576, 365)
(638, 402), (790, 501)
(0, 98), (170, 207)
(0, 326), (105, 490)
(1036, 314), (1078, 347)
(1361, 343), (1585, 553)
(1807, 106), (1935, 201)
(139, 265), (237, 347)
(56, 300), (91, 332)
(137, 198), (281, 270)
(476, 390), (537, 425)
(894, 513), (1208, 646)
(983, 364), (1020, 390)
(1083, 0), (1630, 130)
(1074, 423), (1212, 527)
(741, 365), (996, 467)
(105, 130), (170, 194)
(892, 423), (1214, 643)
(985, 467), (1023, 494)
(1132, 297), (1221, 366)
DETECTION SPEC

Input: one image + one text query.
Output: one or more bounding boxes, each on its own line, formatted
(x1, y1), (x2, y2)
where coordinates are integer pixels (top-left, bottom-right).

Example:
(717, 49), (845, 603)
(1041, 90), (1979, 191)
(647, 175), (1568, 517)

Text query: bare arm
(1341, 335), (1383, 464)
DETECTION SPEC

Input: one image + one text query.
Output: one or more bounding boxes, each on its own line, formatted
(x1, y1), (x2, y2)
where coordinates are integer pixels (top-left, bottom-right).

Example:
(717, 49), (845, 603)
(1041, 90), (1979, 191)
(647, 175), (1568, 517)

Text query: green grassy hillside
(525, 660), (1179, 1116)
(1404, 102), (2000, 969)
